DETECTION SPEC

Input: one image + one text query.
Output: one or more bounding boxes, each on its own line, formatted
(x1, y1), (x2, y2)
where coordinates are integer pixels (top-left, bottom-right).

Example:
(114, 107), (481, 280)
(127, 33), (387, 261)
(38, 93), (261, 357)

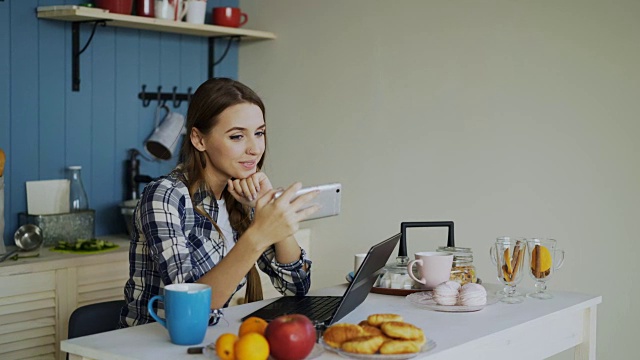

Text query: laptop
(241, 233), (401, 328)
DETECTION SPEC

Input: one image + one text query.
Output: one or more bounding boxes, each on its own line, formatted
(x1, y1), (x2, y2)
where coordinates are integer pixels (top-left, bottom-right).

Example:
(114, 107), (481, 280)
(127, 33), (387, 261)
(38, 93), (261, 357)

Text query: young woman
(120, 78), (318, 327)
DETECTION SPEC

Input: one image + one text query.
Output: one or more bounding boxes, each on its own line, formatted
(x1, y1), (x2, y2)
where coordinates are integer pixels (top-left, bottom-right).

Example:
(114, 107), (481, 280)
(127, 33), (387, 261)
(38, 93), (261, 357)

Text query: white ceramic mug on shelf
(155, 0), (187, 21)
(185, 0), (207, 24)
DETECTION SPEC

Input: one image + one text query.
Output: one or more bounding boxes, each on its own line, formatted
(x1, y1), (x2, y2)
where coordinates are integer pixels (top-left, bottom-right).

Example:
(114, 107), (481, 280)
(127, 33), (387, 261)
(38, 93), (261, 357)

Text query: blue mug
(148, 283), (212, 345)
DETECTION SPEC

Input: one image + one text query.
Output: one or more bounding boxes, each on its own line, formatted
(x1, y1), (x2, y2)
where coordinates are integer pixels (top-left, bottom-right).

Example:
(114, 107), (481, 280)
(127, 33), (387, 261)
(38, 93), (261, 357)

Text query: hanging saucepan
(0, 224), (43, 262)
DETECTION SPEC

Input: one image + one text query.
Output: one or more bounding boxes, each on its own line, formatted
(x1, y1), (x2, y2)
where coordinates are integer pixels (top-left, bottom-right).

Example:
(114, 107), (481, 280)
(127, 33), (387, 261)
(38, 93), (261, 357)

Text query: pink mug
(407, 251), (454, 290)
(212, 7), (248, 28)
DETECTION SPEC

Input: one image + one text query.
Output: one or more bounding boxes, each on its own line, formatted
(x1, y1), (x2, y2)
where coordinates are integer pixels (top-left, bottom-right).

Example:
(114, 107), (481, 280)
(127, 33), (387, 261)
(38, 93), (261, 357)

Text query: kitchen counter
(0, 234), (129, 275)
(61, 283), (601, 359)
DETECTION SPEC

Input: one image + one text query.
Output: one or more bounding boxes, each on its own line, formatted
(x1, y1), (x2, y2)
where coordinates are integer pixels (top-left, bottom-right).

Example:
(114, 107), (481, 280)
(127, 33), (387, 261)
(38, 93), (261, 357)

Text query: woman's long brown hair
(179, 78), (267, 304)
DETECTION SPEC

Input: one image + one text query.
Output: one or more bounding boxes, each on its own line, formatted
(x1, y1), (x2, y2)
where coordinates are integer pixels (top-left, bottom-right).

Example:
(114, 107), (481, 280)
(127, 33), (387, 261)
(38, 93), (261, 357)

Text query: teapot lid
(383, 256), (410, 273)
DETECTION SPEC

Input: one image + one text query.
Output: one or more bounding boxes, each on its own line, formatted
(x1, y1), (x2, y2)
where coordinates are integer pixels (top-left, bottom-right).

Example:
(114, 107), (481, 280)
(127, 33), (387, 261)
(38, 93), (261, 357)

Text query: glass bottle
(437, 246), (477, 285)
(68, 166), (89, 211)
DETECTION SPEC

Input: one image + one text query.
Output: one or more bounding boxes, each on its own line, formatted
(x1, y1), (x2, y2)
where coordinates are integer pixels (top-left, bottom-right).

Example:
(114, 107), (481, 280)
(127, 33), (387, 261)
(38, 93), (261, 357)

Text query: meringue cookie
(459, 283), (487, 306)
(432, 281), (461, 306)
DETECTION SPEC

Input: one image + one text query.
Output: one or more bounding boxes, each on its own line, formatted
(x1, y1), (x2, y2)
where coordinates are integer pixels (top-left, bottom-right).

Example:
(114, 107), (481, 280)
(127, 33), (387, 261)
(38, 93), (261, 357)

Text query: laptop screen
(329, 233), (401, 324)
(240, 233), (401, 326)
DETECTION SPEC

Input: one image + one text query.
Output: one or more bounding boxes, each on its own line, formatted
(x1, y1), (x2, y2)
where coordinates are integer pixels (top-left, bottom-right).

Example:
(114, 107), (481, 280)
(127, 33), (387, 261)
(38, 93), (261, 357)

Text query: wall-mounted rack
(36, 6), (276, 91)
(138, 85), (192, 108)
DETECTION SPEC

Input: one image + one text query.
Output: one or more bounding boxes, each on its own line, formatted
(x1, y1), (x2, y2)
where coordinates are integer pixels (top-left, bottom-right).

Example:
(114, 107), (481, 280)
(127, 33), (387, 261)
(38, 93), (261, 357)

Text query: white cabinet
(0, 235), (129, 360)
(0, 271), (57, 359)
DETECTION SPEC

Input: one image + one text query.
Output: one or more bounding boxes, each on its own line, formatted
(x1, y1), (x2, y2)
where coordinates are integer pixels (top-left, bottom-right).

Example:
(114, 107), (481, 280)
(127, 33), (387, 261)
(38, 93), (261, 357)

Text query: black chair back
(68, 300), (125, 339)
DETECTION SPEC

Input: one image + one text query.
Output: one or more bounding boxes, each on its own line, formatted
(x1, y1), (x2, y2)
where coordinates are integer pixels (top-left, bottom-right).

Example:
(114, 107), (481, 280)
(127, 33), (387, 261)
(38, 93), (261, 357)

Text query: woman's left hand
(227, 172), (273, 207)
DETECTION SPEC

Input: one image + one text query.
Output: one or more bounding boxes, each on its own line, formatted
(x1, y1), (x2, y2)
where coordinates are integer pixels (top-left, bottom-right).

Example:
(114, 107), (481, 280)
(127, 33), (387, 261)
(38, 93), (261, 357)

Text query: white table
(61, 284), (601, 360)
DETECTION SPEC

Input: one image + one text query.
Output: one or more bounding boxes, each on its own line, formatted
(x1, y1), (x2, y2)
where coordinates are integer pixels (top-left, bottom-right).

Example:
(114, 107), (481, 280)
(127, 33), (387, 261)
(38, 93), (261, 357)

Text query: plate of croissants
(320, 313), (436, 359)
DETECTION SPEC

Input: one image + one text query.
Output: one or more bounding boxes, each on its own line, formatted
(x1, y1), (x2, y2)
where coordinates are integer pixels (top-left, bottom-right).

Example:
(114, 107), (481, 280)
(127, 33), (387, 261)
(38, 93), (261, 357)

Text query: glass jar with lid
(376, 256), (416, 289)
(437, 246), (477, 285)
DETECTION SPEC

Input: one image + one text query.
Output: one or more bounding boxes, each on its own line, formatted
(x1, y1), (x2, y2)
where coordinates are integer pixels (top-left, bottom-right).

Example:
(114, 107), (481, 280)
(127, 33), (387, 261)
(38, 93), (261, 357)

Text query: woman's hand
(227, 172), (273, 207)
(249, 182), (320, 247)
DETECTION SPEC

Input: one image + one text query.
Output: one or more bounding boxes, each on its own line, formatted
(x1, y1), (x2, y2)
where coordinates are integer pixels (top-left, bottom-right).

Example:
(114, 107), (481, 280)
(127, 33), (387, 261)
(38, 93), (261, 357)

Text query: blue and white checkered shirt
(120, 170), (312, 327)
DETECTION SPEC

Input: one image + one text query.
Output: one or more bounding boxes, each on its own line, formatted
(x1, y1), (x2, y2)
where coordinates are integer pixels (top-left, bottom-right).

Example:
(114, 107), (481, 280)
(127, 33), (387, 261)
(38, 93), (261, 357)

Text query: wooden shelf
(36, 5), (275, 91)
(37, 6), (276, 39)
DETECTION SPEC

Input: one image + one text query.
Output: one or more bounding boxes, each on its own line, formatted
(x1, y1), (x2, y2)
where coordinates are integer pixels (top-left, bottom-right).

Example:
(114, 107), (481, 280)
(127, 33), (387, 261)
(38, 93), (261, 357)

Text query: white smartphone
(275, 183), (342, 221)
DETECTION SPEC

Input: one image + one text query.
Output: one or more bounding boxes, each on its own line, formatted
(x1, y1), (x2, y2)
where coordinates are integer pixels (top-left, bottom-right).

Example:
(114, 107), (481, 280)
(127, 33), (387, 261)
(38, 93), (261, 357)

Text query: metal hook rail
(138, 85), (193, 108)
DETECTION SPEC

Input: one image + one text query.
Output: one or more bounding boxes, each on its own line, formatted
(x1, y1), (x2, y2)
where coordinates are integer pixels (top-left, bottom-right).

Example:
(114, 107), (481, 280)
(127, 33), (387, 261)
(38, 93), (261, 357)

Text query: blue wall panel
(180, 36), (207, 91)
(0, 0), (10, 248)
(9, 0), (41, 246)
(2, 0), (241, 245)
(114, 28), (142, 233)
(38, 0), (67, 180)
(153, 32), (182, 178)
(90, 24), (117, 236)
(137, 29), (165, 189)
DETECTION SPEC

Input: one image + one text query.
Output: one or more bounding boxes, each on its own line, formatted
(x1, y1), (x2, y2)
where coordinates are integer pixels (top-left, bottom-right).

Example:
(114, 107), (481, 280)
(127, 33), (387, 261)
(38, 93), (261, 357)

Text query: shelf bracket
(72, 20), (106, 92)
(70, 23), (239, 90)
(208, 36), (241, 79)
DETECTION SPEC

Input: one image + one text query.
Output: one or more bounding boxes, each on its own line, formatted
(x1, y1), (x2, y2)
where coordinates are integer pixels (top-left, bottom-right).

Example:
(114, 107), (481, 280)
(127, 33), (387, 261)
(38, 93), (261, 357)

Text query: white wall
(239, 1), (639, 358)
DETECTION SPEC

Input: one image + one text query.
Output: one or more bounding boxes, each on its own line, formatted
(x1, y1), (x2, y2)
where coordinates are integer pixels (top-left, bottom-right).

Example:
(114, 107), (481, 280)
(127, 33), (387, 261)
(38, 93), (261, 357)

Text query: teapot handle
(399, 221), (455, 257)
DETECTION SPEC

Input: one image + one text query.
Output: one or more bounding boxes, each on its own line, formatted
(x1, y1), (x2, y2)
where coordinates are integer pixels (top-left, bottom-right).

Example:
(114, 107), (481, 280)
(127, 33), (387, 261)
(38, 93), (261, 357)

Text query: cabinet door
(0, 271), (57, 360)
(57, 260), (129, 359)
(75, 260), (129, 307)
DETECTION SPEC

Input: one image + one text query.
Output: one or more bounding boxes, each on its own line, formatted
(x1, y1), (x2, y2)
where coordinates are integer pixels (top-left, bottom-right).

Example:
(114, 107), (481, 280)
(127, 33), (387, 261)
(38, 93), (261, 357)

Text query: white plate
(405, 290), (499, 312)
(320, 338), (436, 360)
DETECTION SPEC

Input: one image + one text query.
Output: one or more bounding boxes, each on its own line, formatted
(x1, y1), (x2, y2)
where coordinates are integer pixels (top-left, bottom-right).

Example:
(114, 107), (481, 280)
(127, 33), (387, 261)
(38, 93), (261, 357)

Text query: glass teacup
(526, 238), (565, 299)
(490, 237), (527, 304)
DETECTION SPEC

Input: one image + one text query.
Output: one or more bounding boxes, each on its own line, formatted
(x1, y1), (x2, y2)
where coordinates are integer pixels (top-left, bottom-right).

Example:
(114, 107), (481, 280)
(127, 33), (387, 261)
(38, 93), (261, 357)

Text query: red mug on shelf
(136, 0), (155, 17)
(212, 7), (248, 28)
(95, 0), (134, 15)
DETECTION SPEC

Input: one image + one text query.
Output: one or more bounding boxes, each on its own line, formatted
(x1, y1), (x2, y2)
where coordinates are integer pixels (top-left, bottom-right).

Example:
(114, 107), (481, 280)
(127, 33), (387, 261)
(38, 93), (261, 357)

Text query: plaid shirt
(120, 170), (312, 327)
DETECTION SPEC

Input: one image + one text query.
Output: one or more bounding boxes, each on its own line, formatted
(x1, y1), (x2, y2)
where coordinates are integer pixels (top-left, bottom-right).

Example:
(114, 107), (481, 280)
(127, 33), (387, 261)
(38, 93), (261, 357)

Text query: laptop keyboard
(241, 296), (343, 323)
(288, 296), (342, 321)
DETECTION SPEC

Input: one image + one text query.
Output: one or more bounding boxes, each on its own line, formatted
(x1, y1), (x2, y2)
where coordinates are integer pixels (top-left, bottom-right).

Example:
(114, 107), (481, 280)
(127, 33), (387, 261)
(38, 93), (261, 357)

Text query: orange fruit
(215, 333), (238, 360)
(531, 245), (552, 272)
(239, 316), (268, 337)
(235, 332), (270, 360)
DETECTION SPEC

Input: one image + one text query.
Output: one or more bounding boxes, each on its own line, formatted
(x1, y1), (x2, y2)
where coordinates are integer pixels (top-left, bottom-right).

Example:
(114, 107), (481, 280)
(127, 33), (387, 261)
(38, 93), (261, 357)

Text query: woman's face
(192, 103), (266, 185)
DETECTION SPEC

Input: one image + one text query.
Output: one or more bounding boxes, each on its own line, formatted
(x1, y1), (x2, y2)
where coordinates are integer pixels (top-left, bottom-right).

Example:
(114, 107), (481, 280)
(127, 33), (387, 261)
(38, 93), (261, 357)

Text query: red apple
(264, 314), (316, 360)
